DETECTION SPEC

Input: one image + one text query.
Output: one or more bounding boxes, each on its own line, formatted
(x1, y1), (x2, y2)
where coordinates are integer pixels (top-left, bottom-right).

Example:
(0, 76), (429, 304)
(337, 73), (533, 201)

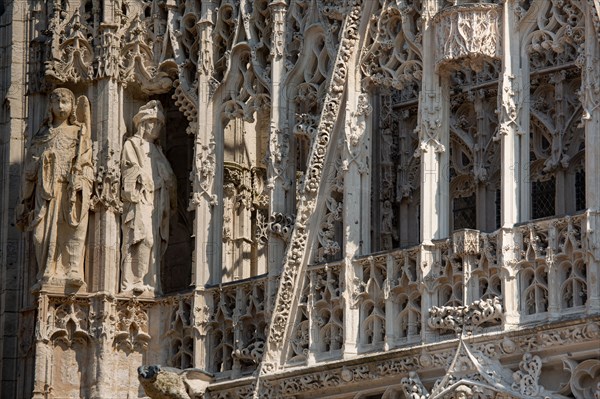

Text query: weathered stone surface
(0, 0), (599, 398)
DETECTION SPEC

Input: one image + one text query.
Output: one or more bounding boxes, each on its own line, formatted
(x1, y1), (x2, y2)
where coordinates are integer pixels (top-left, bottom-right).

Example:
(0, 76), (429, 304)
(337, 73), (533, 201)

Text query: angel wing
(75, 95), (91, 135)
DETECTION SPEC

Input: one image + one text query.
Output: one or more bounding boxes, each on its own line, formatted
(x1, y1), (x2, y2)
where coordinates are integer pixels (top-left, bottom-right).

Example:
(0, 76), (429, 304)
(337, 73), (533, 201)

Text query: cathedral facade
(0, 0), (599, 398)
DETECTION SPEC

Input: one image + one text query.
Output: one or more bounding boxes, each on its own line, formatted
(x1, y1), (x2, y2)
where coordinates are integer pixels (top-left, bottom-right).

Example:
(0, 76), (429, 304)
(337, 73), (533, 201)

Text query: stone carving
(428, 297), (503, 332)
(512, 353), (543, 396)
(17, 88), (93, 288)
(434, 3), (502, 72)
(406, 338), (568, 399)
(563, 358), (600, 399)
(139, 365), (190, 399)
(268, 212), (295, 243)
(113, 299), (151, 353)
(206, 318), (600, 397)
(47, 296), (91, 344)
(207, 279), (267, 376)
(121, 100), (176, 295)
(45, 9), (94, 83)
(356, 256), (387, 348)
(526, 0), (584, 71)
(311, 264), (344, 354)
(361, 0), (423, 91)
(261, 1), (363, 375)
(400, 371), (428, 399)
(138, 365), (211, 399)
(7, 0), (600, 397)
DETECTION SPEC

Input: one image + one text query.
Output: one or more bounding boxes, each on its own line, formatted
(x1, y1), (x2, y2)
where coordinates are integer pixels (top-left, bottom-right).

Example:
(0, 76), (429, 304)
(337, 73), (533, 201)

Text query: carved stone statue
(138, 365), (212, 399)
(16, 88), (93, 288)
(453, 385), (473, 399)
(121, 100), (176, 295)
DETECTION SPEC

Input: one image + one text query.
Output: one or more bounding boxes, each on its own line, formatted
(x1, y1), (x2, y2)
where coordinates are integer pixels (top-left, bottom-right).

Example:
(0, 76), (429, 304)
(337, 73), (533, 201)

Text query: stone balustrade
(203, 213), (596, 380)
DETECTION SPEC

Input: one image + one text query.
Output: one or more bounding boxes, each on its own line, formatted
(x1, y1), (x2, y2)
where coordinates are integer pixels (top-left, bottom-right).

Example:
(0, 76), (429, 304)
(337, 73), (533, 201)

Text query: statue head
(133, 100), (165, 142)
(47, 88), (77, 126)
(138, 364), (161, 382)
(454, 385), (473, 399)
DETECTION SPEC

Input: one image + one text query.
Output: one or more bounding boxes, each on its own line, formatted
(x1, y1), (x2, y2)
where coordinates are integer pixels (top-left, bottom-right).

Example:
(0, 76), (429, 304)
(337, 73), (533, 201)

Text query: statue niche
(121, 100), (176, 295)
(16, 88), (93, 289)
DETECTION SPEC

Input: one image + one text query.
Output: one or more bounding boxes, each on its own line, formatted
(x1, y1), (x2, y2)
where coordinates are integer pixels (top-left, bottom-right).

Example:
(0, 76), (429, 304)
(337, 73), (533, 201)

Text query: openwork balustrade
(205, 213), (595, 380)
(206, 277), (269, 378)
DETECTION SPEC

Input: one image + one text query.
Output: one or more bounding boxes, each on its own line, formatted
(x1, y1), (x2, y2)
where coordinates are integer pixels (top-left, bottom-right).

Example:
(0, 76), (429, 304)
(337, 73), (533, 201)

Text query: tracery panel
(356, 256), (387, 351)
(286, 263), (344, 364)
(217, 46), (271, 282)
(448, 71), (500, 234)
(310, 264), (344, 357)
(165, 298), (194, 369)
(371, 91), (420, 252)
(431, 240), (464, 335)
(516, 216), (587, 319)
(207, 278), (267, 378)
(389, 249), (421, 345)
(529, 72), (585, 219)
(362, 0), (423, 253)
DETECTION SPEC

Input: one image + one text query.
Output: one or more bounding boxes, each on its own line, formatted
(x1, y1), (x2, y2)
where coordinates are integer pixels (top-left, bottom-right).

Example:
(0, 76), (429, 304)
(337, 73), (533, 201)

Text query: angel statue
(121, 100), (176, 295)
(16, 88), (93, 288)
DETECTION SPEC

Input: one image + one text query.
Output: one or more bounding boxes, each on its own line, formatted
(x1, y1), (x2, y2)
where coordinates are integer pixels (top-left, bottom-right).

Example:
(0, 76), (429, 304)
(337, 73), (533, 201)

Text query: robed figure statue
(16, 88), (93, 288)
(121, 100), (176, 295)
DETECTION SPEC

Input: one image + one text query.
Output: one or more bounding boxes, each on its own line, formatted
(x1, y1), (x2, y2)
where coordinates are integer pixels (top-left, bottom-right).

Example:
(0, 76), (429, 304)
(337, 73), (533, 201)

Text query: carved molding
(433, 3), (502, 73)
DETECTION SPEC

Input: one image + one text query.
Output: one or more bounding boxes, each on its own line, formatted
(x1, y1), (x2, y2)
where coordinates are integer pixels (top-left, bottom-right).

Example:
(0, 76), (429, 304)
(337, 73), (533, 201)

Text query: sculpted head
(454, 385), (473, 399)
(138, 364), (161, 381)
(48, 88), (77, 125)
(133, 100), (165, 142)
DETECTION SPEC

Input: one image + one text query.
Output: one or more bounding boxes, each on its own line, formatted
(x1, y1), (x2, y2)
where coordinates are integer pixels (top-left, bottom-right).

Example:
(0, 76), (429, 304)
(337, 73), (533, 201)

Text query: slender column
(341, 45), (372, 357)
(192, 0), (218, 287)
(91, 5), (125, 395)
(90, 294), (114, 398)
(31, 295), (50, 399)
(582, 10), (600, 312)
(498, 0), (526, 326)
(473, 90), (487, 231)
(191, 0), (218, 371)
(500, 227), (521, 327)
(419, 245), (436, 343)
(454, 230), (480, 304)
(266, 0), (289, 319)
(499, 0), (524, 227)
(419, 0), (449, 243)
(384, 254), (395, 350)
(546, 224), (560, 318)
(0, 2), (30, 396)
(90, 78), (123, 294)
(417, 1), (447, 345)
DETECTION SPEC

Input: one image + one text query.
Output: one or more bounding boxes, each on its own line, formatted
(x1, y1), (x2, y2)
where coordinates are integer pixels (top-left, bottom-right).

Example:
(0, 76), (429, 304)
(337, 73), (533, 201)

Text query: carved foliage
(526, 0), (585, 70)
(264, 1), (363, 364)
(427, 297), (503, 333)
(361, 0), (423, 93)
(434, 3), (501, 73)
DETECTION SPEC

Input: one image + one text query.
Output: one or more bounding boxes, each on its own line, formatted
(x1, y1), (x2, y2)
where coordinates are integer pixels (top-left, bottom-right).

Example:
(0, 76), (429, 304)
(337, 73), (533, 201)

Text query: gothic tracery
(2, 0), (600, 398)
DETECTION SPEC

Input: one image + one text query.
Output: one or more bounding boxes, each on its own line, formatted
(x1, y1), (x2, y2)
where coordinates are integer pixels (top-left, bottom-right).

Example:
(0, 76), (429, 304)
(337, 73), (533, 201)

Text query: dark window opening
(575, 169), (586, 211)
(532, 178), (555, 219)
(453, 194), (476, 230)
(495, 189), (501, 229)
